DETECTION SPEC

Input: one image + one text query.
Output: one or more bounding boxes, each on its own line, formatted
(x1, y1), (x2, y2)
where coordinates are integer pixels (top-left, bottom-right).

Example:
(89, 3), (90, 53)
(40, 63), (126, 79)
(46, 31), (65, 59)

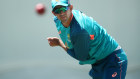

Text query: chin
(61, 19), (67, 23)
(61, 20), (67, 23)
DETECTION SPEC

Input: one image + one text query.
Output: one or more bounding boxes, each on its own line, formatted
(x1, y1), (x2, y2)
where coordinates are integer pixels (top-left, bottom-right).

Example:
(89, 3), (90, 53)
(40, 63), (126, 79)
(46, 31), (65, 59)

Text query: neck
(62, 13), (73, 28)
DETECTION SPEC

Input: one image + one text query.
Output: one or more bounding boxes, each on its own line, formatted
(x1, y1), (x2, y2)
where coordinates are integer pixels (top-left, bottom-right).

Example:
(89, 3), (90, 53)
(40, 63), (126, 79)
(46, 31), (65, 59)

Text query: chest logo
(58, 30), (61, 34)
(90, 35), (94, 40)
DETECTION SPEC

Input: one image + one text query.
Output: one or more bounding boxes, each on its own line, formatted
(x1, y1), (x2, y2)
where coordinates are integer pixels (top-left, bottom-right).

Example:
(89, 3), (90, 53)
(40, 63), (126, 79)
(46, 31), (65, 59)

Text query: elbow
(79, 58), (87, 61)
(76, 55), (88, 61)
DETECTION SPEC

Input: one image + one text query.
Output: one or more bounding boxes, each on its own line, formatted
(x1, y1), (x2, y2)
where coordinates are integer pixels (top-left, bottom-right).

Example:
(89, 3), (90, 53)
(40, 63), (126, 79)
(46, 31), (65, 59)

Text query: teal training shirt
(53, 10), (118, 65)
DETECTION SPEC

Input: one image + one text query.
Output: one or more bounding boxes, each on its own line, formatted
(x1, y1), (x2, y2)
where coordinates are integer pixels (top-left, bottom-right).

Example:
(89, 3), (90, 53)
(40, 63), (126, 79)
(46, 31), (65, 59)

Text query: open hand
(47, 37), (67, 51)
(47, 37), (61, 46)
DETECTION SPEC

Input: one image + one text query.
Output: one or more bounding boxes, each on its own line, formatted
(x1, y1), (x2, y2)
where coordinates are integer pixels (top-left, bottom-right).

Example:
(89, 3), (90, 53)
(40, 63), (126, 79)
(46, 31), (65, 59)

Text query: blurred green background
(0, 0), (140, 79)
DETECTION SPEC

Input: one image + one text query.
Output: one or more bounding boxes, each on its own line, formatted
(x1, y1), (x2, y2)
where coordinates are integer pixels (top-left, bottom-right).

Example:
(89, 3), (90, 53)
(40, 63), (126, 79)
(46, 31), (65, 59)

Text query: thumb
(47, 37), (52, 41)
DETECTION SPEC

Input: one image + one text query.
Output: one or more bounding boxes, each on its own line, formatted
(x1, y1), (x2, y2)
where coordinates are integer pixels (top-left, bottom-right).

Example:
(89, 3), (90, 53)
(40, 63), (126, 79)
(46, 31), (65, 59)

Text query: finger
(49, 41), (55, 46)
(47, 37), (52, 40)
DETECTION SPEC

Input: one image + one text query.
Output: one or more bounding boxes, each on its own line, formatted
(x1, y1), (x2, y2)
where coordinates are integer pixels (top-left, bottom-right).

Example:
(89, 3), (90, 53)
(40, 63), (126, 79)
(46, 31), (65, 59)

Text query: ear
(52, 11), (56, 16)
(70, 5), (73, 11)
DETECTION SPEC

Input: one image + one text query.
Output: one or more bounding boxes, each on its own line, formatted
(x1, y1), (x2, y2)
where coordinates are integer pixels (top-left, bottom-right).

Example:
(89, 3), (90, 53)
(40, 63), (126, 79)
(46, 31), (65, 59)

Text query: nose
(60, 11), (65, 15)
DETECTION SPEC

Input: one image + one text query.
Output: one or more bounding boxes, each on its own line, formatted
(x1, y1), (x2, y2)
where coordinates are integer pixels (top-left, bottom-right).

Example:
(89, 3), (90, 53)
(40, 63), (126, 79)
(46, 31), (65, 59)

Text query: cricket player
(47, 0), (128, 79)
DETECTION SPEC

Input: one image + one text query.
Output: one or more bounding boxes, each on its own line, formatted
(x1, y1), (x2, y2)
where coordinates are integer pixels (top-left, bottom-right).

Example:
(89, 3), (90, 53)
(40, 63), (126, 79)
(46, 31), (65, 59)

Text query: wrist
(58, 39), (68, 51)
(61, 45), (68, 51)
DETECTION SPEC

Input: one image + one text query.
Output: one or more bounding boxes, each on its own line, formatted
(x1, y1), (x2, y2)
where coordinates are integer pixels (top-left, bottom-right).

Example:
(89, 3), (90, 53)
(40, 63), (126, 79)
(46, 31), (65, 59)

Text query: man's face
(53, 5), (72, 23)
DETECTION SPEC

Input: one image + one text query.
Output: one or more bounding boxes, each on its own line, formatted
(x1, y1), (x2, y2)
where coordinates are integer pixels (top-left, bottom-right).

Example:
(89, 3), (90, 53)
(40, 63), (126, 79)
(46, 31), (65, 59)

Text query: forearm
(58, 39), (68, 52)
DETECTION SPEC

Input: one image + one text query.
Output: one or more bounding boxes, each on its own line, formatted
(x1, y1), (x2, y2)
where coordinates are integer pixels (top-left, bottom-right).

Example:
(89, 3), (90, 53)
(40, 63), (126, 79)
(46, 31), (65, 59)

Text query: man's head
(51, 0), (73, 23)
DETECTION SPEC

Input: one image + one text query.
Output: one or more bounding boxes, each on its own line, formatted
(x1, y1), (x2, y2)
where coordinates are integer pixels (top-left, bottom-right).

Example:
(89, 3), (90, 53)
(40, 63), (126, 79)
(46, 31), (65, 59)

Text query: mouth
(60, 15), (67, 20)
(60, 15), (66, 18)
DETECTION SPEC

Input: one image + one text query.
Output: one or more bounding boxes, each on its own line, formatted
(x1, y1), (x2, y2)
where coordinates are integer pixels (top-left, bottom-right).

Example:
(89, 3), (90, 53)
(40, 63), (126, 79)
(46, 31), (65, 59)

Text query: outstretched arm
(47, 37), (76, 59)
(47, 34), (90, 61)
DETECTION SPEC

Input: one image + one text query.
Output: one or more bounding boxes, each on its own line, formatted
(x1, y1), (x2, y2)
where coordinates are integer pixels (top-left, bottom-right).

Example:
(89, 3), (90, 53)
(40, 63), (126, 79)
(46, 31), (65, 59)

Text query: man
(47, 0), (128, 79)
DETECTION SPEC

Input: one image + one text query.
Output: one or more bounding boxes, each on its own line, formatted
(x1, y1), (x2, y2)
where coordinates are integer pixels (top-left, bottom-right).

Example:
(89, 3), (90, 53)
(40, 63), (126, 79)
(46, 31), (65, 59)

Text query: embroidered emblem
(90, 35), (94, 40)
(67, 34), (70, 38)
(112, 72), (117, 77)
(58, 30), (61, 34)
(67, 34), (71, 42)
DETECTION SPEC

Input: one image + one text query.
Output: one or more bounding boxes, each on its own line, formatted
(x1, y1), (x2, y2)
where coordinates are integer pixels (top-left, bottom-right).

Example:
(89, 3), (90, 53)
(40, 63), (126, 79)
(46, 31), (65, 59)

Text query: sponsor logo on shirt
(90, 35), (94, 40)
(112, 72), (117, 77)
(58, 30), (61, 34)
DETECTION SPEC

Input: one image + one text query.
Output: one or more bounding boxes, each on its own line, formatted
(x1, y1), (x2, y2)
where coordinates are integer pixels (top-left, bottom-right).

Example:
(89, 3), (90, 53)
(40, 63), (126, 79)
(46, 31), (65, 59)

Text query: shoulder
(72, 10), (94, 23)
(53, 16), (61, 27)
(72, 10), (88, 18)
(72, 10), (83, 18)
(72, 10), (94, 28)
(52, 16), (64, 32)
(53, 16), (59, 23)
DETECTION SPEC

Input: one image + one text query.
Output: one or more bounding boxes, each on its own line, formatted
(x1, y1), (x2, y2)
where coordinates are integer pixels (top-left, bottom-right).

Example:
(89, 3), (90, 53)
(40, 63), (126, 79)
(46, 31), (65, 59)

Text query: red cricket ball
(35, 3), (46, 15)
